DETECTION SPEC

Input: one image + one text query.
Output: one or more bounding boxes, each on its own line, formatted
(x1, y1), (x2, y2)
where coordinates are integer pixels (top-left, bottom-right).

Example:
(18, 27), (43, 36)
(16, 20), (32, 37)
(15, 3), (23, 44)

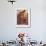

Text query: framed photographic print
(16, 8), (31, 28)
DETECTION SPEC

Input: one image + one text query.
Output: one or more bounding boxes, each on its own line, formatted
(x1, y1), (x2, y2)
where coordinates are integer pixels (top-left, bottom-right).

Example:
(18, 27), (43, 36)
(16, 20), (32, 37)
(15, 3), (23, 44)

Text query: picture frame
(16, 8), (31, 28)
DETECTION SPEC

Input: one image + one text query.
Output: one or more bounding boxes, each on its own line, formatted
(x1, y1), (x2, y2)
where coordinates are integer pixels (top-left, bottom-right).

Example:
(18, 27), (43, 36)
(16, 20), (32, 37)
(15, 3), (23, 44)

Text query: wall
(0, 0), (46, 42)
